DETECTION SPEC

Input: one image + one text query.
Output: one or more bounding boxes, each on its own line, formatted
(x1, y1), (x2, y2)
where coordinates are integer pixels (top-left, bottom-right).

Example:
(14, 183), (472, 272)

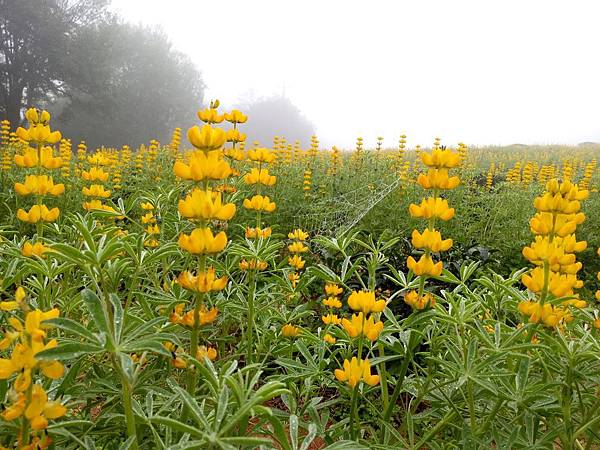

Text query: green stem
(349, 386), (359, 441)
(246, 270), (257, 364)
(114, 356), (139, 449)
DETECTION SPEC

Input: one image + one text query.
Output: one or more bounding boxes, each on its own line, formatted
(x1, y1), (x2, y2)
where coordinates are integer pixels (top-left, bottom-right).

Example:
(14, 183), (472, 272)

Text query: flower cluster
(519, 179), (589, 328)
(405, 143), (460, 310)
(334, 291), (384, 388)
(0, 288), (67, 448)
(14, 109), (63, 227)
(322, 283), (343, 344)
(140, 201), (160, 247)
(82, 150), (120, 217)
(173, 100), (242, 372)
(287, 229), (309, 289)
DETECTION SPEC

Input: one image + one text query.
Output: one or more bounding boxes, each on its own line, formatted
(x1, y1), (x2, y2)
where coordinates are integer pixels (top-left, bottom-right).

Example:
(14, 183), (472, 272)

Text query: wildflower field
(0, 106), (600, 449)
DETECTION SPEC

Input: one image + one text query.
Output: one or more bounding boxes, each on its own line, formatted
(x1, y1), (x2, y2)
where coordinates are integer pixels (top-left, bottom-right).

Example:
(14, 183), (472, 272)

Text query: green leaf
(81, 289), (112, 340)
(36, 342), (104, 360)
(45, 317), (98, 343)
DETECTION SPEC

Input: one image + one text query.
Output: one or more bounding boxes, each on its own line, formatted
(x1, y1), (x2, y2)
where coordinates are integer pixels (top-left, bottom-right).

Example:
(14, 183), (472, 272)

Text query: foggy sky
(111, 0), (600, 149)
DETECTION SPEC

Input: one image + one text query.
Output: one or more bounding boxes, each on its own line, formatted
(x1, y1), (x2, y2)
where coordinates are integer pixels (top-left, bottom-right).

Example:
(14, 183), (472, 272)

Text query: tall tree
(0, 0), (108, 125)
(237, 95), (315, 148)
(54, 21), (205, 148)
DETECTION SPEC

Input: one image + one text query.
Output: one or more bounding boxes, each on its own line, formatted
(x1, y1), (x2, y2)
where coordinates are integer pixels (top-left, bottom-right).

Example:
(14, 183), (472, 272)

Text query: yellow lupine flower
(288, 229), (309, 241)
(411, 228), (452, 252)
(325, 283), (343, 297)
(288, 255), (305, 270)
(16, 205), (60, 223)
(417, 168), (460, 190)
(409, 197), (455, 221)
(334, 357), (379, 388)
(21, 241), (50, 258)
(247, 148), (276, 163)
(243, 194), (276, 212)
(407, 254), (443, 277)
(178, 189), (236, 221)
(347, 291), (385, 314)
(15, 124), (61, 144)
(173, 150), (232, 181)
(245, 226), (272, 239)
(14, 147), (62, 169)
(420, 148), (461, 168)
(178, 228), (228, 255)
(341, 313), (384, 341)
(404, 290), (436, 310)
(281, 324), (300, 338)
(287, 241), (308, 253)
(187, 124), (226, 150)
(322, 313), (341, 325)
(323, 297), (342, 308)
(225, 128), (246, 143)
(82, 184), (111, 198)
(224, 109), (248, 124)
(0, 287), (27, 311)
(197, 108), (225, 124)
(14, 175), (64, 196)
(177, 268), (228, 293)
(243, 168), (276, 186)
(81, 167), (110, 182)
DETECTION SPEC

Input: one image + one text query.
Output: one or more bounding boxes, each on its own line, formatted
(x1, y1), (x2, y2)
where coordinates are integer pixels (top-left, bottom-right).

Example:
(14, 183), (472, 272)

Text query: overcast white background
(112, 0), (600, 148)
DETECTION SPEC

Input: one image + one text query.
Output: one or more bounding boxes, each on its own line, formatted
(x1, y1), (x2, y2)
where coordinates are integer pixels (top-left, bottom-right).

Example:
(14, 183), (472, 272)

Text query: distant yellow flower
(196, 345), (217, 361)
(239, 259), (268, 271)
(141, 212), (156, 224)
(140, 202), (154, 210)
(225, 129), (246, 143)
